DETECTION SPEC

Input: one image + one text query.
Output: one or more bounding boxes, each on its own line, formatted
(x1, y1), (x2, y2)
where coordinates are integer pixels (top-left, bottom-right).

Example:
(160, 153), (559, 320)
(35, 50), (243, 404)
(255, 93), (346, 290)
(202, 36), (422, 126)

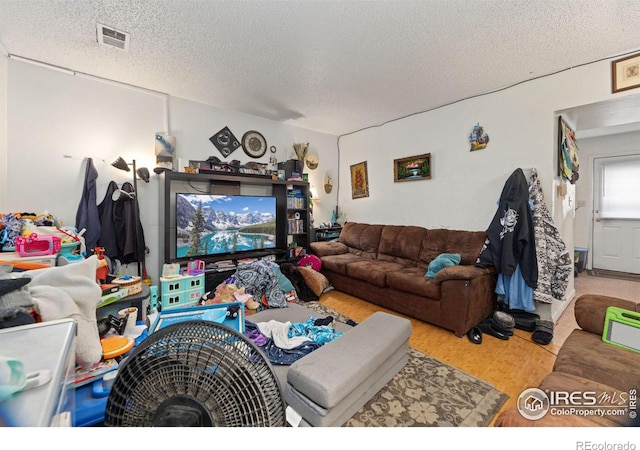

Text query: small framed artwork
(612, 53), (640, 93)
(393, 153), (431, 182)
(350, 161), (369, 199)
(469, 123), (489, 151)
(155, 133), (176, 171)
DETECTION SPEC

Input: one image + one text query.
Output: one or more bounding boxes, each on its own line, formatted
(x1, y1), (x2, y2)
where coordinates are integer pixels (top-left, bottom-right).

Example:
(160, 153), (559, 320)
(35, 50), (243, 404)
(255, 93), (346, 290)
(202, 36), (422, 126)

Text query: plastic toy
(226, 304), (240, 319)
(187, 260), (205, 275)
(15, 233), (61, 257)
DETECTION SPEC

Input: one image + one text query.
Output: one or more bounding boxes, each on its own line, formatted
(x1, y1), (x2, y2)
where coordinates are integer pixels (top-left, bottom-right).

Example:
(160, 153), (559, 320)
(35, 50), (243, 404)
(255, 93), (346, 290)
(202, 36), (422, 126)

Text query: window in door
(598, 156), (640, 219)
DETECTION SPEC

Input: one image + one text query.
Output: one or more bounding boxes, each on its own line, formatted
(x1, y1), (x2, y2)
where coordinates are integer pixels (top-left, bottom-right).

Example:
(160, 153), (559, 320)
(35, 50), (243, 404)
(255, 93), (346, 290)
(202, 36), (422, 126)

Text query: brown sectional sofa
(310, 222), (497, 337)
(495, 294), (640, 427)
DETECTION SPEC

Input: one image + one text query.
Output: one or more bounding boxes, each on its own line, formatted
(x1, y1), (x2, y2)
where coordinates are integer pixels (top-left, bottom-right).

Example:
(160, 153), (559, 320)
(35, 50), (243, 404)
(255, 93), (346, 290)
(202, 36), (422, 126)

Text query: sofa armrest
(310, 241), (349, 258)
(574, 294), (640, 336)
(437, 266), (497, 337)
(433, 265), (494, 284)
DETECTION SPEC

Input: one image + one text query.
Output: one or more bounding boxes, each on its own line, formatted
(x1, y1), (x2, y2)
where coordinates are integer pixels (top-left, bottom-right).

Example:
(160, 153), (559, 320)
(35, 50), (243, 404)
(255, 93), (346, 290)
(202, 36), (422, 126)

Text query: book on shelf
(287, 218), (305, 234)
(287, 196), (306, 209)
(206, 260), (236, 271)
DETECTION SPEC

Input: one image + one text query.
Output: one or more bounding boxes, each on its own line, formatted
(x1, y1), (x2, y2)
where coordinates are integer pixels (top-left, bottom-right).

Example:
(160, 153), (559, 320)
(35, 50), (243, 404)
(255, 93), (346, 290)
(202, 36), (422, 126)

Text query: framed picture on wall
(393, 153), (431, 182)
(350, 161), (369, 199)
(612, 53), (640, 93)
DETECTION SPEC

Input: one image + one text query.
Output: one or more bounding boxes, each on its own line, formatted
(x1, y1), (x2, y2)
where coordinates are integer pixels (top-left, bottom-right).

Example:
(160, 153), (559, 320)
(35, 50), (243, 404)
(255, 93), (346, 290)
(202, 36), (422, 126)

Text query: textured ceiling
(1, 0), (640, 136)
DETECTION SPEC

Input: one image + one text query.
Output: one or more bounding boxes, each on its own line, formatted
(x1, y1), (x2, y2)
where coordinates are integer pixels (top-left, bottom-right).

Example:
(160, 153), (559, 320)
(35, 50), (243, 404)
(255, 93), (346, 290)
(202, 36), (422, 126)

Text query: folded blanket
(17, 256), (103, 368)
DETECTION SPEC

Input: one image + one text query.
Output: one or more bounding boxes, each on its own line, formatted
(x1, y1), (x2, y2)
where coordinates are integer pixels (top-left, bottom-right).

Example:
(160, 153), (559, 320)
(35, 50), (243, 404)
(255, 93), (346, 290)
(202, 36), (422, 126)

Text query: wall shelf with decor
(159, 170), (310, 267)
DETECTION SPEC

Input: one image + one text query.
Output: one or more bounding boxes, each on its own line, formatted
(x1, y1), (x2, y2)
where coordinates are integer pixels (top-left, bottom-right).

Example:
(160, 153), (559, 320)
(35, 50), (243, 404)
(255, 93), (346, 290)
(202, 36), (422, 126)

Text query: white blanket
(257, 320), (311, 350)
(19, 256), (103, 368)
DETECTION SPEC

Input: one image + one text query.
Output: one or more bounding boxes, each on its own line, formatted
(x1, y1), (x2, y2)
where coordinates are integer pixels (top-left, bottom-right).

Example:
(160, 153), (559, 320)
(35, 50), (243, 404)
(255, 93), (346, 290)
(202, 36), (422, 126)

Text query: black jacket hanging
(476, 168), (538, 288)
(112, 182), (146, 265)
(75, 158), (101, 251)
(97, 180), (120, 260)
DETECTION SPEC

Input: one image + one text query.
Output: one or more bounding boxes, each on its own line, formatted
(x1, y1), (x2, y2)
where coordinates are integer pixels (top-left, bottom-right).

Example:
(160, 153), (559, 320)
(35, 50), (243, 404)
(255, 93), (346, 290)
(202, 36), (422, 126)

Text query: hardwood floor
(318, 272), (640, 426)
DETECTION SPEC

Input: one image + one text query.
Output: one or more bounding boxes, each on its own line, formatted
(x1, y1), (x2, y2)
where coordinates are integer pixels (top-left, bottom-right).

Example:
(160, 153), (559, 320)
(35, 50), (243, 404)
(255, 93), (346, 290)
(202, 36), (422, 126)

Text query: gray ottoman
(248, 303), (411, 427)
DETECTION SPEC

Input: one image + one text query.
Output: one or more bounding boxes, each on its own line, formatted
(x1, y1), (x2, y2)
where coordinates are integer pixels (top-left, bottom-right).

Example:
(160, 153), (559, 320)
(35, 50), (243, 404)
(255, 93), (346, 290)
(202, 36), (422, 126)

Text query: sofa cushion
(339, 222), (383, 258)
(386, 267), (441, 299)
(320, 253), (369, 275)
(418, 229), (486, 268)
(377, 225), (426, 265)
(310, 241), (349, 258)
(553, 329), (640, 392)
(346, 260), (406, 287)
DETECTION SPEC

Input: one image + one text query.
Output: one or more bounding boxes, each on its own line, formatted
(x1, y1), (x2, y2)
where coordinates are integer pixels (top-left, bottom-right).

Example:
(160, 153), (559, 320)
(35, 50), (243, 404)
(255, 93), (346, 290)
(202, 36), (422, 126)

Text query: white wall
(573, 131), (640, 266)
(337, 58), (636, 321)
(0, 45), (7, 212)
(168, 96), (339, 228)
(2, 57), (339, 282)
(3, 52), (637, 321)
(6, 58), (167, 280)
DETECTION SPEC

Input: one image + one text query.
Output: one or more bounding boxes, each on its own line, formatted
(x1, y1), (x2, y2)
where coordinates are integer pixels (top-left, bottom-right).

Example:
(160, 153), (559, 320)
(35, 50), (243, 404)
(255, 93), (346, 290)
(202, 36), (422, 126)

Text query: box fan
(103, 320), (285, 426)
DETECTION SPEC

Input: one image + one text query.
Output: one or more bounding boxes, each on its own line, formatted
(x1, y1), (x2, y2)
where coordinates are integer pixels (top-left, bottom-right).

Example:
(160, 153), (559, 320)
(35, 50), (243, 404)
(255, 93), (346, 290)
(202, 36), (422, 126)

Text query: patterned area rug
(302, 301), (509, 427)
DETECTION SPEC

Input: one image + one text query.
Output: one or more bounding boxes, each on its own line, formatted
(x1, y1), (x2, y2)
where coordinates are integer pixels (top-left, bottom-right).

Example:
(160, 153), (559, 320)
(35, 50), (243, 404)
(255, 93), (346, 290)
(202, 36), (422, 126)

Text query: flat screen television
(175, 193), (277, 258)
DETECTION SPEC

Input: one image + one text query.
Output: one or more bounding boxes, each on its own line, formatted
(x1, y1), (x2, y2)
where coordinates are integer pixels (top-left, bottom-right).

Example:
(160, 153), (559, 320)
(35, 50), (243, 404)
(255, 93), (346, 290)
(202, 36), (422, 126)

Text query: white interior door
(592, 155), (640, 274)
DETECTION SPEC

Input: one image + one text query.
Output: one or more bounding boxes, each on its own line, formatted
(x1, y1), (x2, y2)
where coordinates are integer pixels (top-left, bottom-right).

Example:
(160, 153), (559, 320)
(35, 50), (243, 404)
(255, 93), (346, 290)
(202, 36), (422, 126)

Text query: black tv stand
(200, 248), (297, 293)
(159, 170), (310, 269)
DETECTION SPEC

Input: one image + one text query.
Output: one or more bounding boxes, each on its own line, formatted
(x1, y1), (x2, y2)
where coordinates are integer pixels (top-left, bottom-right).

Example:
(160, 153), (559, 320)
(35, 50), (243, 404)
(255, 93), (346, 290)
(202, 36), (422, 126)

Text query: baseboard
(552, 287), (576, 323)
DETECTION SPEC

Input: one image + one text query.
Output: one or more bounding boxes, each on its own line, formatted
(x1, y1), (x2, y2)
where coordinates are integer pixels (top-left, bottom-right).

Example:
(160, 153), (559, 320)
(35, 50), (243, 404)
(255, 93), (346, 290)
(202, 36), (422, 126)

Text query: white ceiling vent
(96, 23), (130, 51)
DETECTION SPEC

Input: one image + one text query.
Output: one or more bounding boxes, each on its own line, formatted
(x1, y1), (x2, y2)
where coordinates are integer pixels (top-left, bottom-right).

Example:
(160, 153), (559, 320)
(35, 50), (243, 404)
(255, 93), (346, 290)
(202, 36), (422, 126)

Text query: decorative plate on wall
(305, 153), (319, 170)
(209, 126), (240, 158)
(241, 130), (267, 158)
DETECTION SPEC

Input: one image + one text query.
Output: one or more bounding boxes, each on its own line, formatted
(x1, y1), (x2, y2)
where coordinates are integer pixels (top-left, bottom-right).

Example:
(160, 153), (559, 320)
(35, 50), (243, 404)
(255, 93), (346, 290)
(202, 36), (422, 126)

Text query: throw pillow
(279, 263), (318, 302)
(298, 265), (331, 297)
(425, 253), (461, 278)
(298, 254), (322, 272)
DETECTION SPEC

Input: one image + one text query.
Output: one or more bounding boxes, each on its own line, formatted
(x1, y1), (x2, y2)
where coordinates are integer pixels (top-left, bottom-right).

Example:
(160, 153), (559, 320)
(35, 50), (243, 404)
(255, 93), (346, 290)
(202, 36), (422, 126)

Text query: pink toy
(298, 254), (322, 272)
(16, 233), (61, 257)
(187, 260), (205, 275)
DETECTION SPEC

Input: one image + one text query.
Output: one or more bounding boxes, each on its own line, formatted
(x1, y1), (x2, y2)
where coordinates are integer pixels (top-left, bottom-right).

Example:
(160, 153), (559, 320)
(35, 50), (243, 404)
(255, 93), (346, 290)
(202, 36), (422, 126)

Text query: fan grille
(104, 320), (285, 427)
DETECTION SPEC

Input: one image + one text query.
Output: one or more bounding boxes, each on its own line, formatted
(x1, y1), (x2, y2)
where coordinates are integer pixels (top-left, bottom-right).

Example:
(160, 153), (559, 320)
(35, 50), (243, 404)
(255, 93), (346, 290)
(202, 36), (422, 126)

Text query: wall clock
(241, 130), (267, 158)
(209, 126), (240, 158)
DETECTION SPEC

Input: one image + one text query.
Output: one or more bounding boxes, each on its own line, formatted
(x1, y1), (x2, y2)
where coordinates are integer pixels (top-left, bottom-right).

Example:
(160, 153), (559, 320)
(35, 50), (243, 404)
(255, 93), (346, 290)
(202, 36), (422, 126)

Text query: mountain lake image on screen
(175, 193), (277, 258)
